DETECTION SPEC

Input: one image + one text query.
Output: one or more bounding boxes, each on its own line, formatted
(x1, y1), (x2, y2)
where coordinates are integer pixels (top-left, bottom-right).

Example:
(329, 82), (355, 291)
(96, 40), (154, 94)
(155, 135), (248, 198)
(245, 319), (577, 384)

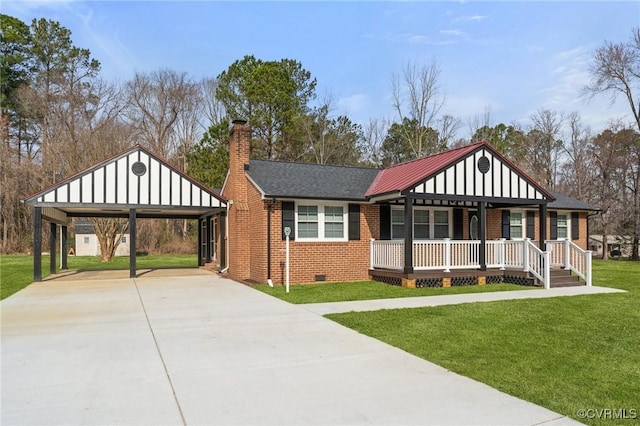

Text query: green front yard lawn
(254, 281), (538, 304)
(327, 260), (640, 426)
(0, 254), (198, 300)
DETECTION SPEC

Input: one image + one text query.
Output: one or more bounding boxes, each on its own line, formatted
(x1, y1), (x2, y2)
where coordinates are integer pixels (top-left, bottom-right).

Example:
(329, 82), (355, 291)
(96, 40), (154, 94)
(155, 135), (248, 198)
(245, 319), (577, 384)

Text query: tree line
(1, 14), (638, 260)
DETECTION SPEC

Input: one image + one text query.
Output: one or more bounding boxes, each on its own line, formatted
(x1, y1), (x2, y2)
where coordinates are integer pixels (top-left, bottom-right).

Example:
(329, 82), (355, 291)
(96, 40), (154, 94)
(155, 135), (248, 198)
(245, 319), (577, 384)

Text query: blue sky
(3, 1), (639, 139)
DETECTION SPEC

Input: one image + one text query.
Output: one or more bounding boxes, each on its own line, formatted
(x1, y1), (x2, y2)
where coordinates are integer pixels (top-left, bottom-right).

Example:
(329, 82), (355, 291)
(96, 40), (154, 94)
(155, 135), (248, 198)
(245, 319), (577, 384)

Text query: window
(324, 206), (344, 238)
(434, 211), (449, 238)
(296, 203), (347, 241)
(510, 212), (523, 239)
(557, 214), (568, 239)
(414, 210), (430, 239)
(391, 208), (450, 239)
(83, 236), (90, 244)
(470, 215), (479, 240)
(121, 236), (127, 243)
(391, 209), (405, 239)
(298, 205), (318, 238)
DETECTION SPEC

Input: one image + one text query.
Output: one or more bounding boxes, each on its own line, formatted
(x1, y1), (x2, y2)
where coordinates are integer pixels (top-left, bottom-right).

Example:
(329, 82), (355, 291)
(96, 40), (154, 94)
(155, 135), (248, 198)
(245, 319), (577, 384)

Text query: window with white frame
(557, 214), (568, 239)
(324, 206), (344, 238)
(391, 209), (405, 239)
(297, 205), (319, 238)
(121, 236), (127, 243)
(83, 236), (90, 244)
(510, 212), (523, 239)
(414, 210), (430, 239)
(434, 211), (449, 238)
(296, 203), (347, 241)
(391, 208), (450, 239)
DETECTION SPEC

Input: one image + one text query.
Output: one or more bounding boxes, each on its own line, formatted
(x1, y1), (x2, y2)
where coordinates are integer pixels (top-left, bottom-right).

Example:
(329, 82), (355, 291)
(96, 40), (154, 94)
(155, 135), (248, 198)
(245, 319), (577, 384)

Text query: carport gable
(24, 144), (226, 218)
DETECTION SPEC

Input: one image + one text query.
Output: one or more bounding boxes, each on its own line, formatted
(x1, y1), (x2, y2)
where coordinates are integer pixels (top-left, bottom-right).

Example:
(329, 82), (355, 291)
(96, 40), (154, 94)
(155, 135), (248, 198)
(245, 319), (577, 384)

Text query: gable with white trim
(409, 146), (549, 202)
(25, 145), (225, 217)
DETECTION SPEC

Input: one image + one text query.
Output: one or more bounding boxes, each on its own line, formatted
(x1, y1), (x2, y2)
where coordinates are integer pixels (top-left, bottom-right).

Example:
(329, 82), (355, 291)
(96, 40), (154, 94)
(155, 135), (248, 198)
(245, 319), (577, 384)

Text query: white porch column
(444, 238), (451, 272)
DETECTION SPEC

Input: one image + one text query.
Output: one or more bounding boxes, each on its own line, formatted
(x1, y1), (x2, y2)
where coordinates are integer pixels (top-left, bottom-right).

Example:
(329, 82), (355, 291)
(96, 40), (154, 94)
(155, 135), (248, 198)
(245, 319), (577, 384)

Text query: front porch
(369, 238), (592, 289)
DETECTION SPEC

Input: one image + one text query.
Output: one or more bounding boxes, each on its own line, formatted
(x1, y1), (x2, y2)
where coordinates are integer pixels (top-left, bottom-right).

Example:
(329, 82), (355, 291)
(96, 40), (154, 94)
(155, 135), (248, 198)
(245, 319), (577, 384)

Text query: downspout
(266, 198), (274, 287)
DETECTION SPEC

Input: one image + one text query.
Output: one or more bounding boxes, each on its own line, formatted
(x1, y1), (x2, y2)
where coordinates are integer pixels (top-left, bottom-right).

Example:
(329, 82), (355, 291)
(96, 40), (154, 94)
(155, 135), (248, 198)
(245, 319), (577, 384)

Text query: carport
(23, 145), (227, 282)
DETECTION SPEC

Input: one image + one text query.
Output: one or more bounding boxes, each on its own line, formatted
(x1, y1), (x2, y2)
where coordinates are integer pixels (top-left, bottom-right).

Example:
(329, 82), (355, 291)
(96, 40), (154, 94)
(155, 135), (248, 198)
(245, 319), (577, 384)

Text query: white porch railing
(546, 239), (592, 286)
(524, 239), (551, 289)
(370, 238), (593, 289)
(369, 240), (404, 270)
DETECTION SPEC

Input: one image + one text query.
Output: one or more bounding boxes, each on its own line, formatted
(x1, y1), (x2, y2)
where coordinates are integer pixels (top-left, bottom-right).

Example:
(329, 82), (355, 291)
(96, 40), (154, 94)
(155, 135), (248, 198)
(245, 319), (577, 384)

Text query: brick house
(219, 120), (596, 288)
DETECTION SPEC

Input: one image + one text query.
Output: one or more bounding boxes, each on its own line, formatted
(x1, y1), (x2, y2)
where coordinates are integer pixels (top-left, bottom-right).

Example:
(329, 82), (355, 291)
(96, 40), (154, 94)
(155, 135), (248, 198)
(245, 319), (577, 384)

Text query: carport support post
(49, 222), (57, 275)
(205, 215), (212, 263)
(129, 208), (137, 278)
(33, 207), (42, 282)
(61, 225), (68, 270)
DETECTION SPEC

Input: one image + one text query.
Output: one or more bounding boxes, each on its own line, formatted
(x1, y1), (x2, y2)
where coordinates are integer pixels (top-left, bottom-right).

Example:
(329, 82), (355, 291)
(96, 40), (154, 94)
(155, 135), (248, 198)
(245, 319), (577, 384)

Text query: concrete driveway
(1, 272), (580, 425)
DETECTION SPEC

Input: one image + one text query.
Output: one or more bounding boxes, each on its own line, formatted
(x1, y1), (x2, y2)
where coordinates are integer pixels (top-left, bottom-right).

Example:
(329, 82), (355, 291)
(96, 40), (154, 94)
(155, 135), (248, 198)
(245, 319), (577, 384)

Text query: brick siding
(223, 123), (591, 284)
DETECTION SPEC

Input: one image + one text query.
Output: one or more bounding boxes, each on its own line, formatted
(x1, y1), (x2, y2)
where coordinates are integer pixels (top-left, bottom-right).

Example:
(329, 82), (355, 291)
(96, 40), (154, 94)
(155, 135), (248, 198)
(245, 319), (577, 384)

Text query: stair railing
(524, 238), (551, 289)
(562, 239), (593, 287)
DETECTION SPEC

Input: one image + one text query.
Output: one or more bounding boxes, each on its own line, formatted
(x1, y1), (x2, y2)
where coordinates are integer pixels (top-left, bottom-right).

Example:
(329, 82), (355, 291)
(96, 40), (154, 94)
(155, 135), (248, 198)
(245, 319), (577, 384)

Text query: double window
(296, 203), (346, 241)
(391, 208), (450, 239)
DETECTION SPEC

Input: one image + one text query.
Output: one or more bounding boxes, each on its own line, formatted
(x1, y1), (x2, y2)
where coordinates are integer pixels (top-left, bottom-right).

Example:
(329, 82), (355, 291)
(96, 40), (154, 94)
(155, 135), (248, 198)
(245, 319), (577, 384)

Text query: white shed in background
(74, 220), (130, 256)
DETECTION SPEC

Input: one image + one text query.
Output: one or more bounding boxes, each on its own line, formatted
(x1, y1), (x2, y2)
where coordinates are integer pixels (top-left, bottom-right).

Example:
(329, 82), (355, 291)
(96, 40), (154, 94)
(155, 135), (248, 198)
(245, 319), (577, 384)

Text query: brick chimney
(226, 119), (251, 280)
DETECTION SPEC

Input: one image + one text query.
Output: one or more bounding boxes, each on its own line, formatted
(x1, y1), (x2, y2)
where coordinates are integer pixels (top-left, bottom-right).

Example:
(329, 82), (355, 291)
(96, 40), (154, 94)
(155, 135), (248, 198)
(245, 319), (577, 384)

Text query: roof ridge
(383, 141), (486, 170)
(249, 158), (381, 171)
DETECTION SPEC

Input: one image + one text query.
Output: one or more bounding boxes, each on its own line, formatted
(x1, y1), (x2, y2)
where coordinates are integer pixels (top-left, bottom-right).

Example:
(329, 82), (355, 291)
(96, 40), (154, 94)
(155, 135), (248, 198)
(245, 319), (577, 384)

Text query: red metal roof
(365, 141), (485, 197)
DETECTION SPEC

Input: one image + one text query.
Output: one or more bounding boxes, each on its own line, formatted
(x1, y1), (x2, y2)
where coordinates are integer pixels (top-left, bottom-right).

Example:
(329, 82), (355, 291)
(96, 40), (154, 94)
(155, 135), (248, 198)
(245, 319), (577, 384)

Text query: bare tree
(558, 112), (595, 201)
(585, 28), (640, 258)
(391, 60), (447, 157)
(526, 109), (565, 189)
(589, 122), (628, 259)
(467, 104), (494, 140)
(199, 77), (226, 128)
(362, 118), (389, 167)
(584, 28), (640, 133)
(124, 69), (200, 161)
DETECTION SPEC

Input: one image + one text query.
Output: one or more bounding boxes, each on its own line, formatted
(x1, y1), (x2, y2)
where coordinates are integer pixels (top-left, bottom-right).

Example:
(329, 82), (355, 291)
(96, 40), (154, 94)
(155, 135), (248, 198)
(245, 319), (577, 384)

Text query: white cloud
(454, 14), (489, 23)
(1, 0), (77, 15)
(440, 29), (464, 37)
(408, 35), (430, 44)
(75, 9), (136, 79)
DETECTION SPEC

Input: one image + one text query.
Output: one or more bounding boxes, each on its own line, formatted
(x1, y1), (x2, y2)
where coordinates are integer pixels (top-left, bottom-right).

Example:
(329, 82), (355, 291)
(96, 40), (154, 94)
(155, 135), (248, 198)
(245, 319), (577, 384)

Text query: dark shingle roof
(74, 222), (95, 234)
(244, 159), (600, 210)
(548, 191), (599, 211)
(246, 159), (380, 201)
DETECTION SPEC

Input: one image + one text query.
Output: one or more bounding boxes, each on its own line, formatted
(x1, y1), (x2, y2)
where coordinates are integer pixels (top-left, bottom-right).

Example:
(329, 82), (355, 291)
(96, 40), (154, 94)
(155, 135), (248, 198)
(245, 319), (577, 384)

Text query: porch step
(548, 269), (584, 288)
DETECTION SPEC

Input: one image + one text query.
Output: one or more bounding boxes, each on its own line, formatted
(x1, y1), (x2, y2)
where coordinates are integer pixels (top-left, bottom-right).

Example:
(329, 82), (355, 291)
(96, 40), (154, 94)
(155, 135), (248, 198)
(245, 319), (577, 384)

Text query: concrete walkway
(1, 273), (589, 425)
(302, 285), (626, 315)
